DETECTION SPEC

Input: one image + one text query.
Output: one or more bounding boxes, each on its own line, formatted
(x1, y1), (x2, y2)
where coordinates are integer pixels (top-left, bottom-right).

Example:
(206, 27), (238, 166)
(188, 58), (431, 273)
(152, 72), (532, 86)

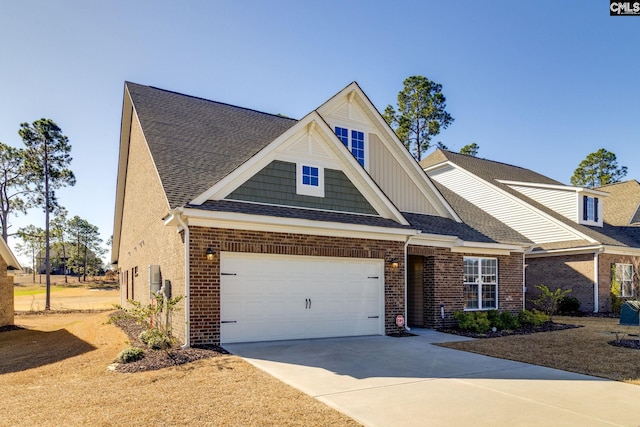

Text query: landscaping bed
(438, 321), (581, 339)
(109, 311), (229, 373)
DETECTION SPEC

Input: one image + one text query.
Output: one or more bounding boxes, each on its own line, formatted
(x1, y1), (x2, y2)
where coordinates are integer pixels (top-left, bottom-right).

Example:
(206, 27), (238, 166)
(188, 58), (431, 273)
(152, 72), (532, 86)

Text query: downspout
(403, 235), (411, 332)
(593, 247), (604, 314)
(175, 211), (191, 349)
(522, 252), (526, 311)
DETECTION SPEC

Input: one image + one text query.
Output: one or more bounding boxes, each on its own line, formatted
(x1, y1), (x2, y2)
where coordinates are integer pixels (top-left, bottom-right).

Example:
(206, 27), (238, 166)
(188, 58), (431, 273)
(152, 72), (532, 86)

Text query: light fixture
(390, 258), (399, 268)
(206, 247), (215, 260)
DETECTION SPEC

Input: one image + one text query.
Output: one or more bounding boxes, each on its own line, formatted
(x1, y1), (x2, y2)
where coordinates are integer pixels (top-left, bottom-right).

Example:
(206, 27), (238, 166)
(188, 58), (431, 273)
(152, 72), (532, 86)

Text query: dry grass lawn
(439, 316), (640, 385)
(0, 311), (360, 426)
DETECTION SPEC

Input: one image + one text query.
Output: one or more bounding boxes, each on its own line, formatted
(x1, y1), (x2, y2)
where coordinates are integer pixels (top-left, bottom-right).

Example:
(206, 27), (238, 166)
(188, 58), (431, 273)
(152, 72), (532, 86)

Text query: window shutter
(583, 196), (588, 221)
(594, 197), (599, 222)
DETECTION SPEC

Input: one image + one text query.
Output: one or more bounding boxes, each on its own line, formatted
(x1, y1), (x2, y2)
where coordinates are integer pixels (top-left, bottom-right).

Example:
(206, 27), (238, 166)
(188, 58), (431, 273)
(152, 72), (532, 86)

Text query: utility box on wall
(149, 265), (161, 298)
(620, 301), (640, 326)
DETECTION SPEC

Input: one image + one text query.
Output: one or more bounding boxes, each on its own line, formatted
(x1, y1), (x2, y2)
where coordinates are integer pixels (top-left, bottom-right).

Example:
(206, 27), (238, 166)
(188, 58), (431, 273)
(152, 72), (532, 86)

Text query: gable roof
(126, 82), (298, 209)
(597, 180), (640, 226)
(422, 149), (640, 251)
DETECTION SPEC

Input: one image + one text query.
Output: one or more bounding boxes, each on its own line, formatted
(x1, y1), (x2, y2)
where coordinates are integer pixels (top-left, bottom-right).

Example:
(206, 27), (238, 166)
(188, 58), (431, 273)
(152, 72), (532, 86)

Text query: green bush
(533, 285), (572, 316)
(611, 292), (624, 315)
(139, 328), (173, 350)
(453, 311), (491, 333)
(117, 347), (145, 363)
(557, 295), (580, 313)
(518, 309), (549, 327)
(497, 311), (521, 330)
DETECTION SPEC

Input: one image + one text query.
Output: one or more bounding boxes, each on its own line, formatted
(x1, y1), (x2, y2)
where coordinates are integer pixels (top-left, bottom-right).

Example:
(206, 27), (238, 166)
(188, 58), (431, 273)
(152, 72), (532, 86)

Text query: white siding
(369, 134), (440, 215)
(429, 167), (581, 244)
(509, 185), (577, 222)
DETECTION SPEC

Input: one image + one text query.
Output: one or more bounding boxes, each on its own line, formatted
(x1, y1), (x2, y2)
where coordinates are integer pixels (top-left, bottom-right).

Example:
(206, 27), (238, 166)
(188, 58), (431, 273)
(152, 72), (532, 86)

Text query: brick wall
(525, 254), (595, 312)
(188, 226), (405, 345)
(0, 256), (13, 327)
(409, 246), (523, 328)
(598, 254), (640, 312)
(116, 114), (186, 341)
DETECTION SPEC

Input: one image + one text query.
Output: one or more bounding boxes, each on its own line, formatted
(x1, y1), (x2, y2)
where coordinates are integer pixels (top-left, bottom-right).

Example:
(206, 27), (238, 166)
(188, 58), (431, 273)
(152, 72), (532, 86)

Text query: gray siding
(227, 160), (377, 215)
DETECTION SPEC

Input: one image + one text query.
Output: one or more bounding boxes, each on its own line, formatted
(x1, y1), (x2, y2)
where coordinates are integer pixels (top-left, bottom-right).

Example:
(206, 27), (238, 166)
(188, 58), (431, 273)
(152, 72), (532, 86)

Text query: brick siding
(0, 256), (13, 327)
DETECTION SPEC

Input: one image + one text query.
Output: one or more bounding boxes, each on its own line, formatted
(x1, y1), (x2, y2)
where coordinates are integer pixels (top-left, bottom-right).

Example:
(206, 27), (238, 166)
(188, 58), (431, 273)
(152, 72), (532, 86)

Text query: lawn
(13, 285), (66, 297)
(438, 316), (640, 385)
(1, 311), (360, 426)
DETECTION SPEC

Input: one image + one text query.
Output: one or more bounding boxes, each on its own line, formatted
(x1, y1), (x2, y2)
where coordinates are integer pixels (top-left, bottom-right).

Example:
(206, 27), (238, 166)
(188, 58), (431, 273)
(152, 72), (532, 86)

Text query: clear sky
(0, 1), (638, 266)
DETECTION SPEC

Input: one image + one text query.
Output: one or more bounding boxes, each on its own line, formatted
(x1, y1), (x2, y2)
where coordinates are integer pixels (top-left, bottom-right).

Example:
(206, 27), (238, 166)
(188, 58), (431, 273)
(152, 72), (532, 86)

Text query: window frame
(463, 256), (498, 310)
(335, 126), (367, 168)
(615, 263), (634, 297)
(296, 162), (324, 197)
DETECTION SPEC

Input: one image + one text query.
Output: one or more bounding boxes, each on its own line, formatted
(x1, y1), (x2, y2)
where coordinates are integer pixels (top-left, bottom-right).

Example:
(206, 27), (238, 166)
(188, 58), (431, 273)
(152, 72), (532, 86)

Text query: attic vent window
(302, 166), (319, 187)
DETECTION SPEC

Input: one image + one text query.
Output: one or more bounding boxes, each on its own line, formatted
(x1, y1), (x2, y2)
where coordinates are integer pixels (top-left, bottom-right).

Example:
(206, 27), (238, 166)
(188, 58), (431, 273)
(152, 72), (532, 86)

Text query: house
(0, 238), (22, 327)
(111, 82), (528, 346)
(421, 149), (640, 312)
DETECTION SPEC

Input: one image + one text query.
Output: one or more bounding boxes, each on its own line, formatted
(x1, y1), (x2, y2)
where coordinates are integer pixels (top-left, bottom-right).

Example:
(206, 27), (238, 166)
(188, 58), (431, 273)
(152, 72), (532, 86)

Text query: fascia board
(409, 233), (525, 254)
(432, 162), (598, 244)
(601, 246), (640, 257)
(180, 207), (416, 242)
(498, 180), (610, 197)
(111, 85), (133, 265)
(0, 237), (21, 270)
(526, 245), (603, 258)
(318, 83), (461, 222)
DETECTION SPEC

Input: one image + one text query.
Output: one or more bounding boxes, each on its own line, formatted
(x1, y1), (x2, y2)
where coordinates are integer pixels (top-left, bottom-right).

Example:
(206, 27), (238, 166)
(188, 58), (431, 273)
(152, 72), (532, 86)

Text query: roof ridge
(126, 81), (299, 122)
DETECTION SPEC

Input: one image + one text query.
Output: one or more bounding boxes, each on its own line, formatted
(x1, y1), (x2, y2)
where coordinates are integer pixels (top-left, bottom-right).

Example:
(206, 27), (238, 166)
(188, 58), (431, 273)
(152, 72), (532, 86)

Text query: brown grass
(439, 316), (640, 385)
(1, 311), (360, 426)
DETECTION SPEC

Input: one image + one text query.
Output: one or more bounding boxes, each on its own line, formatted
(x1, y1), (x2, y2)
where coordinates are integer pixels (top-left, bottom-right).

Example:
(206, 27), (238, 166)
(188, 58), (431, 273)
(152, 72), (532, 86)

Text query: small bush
(533, 285), (572, 315)
(453, 311), (491, 333)
(611, 292), (624, 315)
(497, 311), (521, 330)
(139, 328), (173, 350)
(117, 347), (145, 363)
(557, 296), (580, 313)
(518, 309), (549, 327)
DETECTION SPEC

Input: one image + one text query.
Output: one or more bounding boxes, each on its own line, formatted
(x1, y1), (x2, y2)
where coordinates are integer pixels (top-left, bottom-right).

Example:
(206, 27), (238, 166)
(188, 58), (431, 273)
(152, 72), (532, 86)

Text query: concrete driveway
(225, 329), (640, 426)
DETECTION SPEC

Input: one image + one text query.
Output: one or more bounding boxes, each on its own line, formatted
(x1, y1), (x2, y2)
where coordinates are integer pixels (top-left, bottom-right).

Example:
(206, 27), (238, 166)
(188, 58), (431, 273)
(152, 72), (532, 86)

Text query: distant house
(422, 149), (640, 312)
(0, 238), (22, 327)
(112, 82), (528, 346)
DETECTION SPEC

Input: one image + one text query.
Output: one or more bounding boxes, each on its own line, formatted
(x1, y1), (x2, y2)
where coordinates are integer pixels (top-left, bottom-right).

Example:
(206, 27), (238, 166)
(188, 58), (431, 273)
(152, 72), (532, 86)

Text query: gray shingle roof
(597, 180), (640, 226)
(126, 82), (298, 208)
(423, 149), (640, 250)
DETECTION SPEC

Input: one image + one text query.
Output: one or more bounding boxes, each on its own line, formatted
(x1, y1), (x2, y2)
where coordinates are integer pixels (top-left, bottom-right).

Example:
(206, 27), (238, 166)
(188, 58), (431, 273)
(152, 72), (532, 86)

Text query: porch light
(390, 258), (399, 268)
(206, 247), (215, 261)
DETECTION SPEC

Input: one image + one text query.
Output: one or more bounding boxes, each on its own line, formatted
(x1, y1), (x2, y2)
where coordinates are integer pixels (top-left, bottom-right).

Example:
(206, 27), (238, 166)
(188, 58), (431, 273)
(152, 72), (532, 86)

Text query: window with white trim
(614, 263), (634, 297)
(463, 257), (498, 310)
(335, 126), (366, 167)
(296, 163), (324, 197)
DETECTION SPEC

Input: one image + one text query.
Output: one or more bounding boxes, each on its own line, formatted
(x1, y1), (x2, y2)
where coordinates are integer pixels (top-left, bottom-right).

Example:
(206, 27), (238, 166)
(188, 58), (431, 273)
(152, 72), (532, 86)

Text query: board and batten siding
(509, 185), (577, 222)
(369, 134), (440, 215)
(429, 166), (580, 244)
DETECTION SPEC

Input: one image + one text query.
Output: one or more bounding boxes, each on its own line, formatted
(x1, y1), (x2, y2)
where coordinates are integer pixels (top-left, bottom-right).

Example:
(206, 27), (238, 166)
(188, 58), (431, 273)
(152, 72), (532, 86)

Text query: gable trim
(316, 82), (461, 222)
(190, 111), (410, 225)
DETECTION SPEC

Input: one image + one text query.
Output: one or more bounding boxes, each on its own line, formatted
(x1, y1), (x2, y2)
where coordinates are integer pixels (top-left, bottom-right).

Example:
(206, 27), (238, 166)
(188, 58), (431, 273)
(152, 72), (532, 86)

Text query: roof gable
(597, 180), (640, 226)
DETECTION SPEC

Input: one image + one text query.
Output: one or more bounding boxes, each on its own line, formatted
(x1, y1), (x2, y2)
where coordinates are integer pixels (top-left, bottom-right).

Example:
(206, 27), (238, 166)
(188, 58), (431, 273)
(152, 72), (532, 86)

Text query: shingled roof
(126, 82), (298, 208)
(422, 149), (640, 250)
(597, 180), (640, 226)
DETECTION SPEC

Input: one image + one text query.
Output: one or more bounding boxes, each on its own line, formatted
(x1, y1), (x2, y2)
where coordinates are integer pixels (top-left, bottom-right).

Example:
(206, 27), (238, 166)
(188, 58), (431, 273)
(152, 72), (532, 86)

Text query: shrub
(518, 309), (549, 327)
(533, 285), (572, 316)
(117, 347), (145, 363)
(497, 311), (521, 330)
(139, 328), (173, 350)
(557, 295), (580, 313)
(453, 311), (491, 333)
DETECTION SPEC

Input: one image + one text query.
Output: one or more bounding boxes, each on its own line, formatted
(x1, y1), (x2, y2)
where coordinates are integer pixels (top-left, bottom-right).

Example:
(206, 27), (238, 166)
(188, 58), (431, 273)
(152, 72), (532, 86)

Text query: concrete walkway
(226, 329), (640, 427)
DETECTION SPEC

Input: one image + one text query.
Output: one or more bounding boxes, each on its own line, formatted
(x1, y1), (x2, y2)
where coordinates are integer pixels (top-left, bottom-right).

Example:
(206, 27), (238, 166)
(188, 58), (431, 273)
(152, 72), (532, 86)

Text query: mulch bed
(610, 339), (640, 350)
(109, 312), (229, 373)
(437, 321), (581, 339)
(0, 325), (23, 333)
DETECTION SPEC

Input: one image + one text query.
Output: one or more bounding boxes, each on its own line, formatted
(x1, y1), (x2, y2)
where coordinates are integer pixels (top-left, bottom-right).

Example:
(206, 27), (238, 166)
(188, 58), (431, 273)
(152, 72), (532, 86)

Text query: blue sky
(0, 1), (638, 265)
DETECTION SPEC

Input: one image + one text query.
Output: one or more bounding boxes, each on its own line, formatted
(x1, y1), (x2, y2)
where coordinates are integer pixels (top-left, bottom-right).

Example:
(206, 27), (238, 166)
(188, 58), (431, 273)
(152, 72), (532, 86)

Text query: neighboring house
(0, 238), (22, 327)
(422, 149), (640, 313)
(112, 82), (528, 346)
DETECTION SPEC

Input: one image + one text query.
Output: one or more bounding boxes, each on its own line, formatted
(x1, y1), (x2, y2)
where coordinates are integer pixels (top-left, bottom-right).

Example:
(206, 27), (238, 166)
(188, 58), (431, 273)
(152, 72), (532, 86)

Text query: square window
(302, 165), (319, 187)
(296, 163), (324, 197)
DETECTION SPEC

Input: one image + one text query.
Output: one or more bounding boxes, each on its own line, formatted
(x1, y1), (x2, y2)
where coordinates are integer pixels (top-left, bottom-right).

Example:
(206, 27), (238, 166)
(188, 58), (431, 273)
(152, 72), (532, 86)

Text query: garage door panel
(221, 253), (384, 343)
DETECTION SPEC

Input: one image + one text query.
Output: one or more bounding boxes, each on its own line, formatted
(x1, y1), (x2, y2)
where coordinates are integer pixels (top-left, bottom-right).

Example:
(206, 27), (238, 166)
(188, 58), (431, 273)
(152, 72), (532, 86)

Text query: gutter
(173, 210), (191, 349)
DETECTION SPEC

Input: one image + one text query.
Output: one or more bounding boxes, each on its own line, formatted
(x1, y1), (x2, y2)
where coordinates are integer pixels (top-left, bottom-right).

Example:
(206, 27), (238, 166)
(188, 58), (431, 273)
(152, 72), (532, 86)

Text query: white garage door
(220, 252), (384, 343)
